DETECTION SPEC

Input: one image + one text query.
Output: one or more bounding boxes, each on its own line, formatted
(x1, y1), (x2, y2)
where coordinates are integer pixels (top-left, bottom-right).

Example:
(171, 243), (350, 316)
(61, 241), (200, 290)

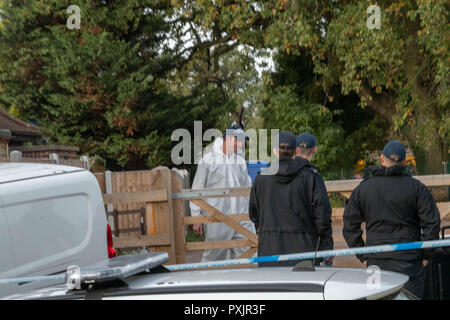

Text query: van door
(2, 170), (108, 294)
(0, 196), (19, 297)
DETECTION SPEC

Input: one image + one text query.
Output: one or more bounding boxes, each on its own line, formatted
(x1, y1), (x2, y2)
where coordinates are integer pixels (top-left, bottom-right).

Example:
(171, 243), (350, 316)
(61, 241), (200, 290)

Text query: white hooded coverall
(190, 138), (256, 262)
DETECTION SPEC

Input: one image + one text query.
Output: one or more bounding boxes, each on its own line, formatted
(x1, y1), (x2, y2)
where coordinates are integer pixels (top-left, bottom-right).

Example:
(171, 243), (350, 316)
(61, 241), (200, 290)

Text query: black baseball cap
(296, 132), (317, 149)
(382, 140), (406, 162)
(275, 131), (297, 150)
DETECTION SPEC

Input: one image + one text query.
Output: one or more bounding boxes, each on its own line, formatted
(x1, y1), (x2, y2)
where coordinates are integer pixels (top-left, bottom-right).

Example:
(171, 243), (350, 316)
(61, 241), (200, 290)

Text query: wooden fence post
(145, 167), (175, 263)
(105, 170), (114, 230)
(171, 169), (186, 264)
(113, 209), (119, 237)
(166, 169), (176, 264)
(112, 208), (120, 255)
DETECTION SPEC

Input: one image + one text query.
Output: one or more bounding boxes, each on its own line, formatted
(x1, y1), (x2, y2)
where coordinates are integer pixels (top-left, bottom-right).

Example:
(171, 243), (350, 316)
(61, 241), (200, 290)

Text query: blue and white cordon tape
(1, 239), (450, 285)
(165, 239), (450, 271)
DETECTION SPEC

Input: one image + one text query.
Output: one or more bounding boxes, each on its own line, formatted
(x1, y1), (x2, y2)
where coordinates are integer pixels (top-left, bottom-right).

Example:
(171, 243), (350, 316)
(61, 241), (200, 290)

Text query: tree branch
(358, 86), (395, 122)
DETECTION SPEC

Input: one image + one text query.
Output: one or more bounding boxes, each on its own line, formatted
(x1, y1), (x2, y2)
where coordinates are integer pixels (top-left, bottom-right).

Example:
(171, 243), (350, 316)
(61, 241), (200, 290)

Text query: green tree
(178, 0), (449, 174)
(0, 0), (226, 170)
(264, 50), (390, 177)
(163, 2), (266, 131)
(261, 84), (345, 175)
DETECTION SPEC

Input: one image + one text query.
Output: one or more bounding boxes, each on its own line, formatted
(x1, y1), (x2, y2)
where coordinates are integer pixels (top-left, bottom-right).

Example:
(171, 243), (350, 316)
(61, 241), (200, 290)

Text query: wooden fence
(96, 169), (450, 266)
(324, 175), (450, 224)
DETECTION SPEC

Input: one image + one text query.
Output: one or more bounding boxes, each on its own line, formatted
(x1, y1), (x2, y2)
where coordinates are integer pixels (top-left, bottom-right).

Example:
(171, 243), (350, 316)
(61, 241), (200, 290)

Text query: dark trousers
(366, 259), (425, 299)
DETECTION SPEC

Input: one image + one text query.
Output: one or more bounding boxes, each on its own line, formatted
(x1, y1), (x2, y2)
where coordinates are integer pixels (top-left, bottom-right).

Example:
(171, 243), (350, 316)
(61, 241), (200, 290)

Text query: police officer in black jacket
(343, 140), (441, 299)
(249, 131), (333, 267)
(295, 132), (334, 262)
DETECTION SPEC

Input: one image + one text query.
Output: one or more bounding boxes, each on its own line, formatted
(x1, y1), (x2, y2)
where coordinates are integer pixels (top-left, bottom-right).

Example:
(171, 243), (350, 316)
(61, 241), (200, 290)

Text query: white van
(0, 162), (114, 297)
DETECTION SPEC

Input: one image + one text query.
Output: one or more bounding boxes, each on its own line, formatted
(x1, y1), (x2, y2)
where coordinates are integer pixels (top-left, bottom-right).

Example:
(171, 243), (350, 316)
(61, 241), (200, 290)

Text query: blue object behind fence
(246, 161), (270, 184)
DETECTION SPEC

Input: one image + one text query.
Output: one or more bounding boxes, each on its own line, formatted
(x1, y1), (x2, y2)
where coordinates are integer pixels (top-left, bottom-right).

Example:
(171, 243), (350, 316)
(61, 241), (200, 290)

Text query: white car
(0, 163), (115, 298)
(1, 252), (416, 300)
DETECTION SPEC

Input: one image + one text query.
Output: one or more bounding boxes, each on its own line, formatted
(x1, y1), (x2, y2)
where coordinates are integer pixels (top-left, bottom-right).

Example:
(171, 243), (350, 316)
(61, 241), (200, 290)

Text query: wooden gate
(175, 187), (258, 259)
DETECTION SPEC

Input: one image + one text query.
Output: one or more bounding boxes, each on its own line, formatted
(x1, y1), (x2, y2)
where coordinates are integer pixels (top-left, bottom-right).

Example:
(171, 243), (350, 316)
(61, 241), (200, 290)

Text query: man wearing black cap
(295, 132), (318, 162)
(295, 132), (334, 264)
(249, 131), (333, 266)
(343, 140), (441, 298)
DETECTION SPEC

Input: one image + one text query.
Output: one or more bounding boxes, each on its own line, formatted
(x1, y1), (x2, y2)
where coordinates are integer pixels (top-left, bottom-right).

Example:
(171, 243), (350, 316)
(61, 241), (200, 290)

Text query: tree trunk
(410, 136), (449, 175)
(407, 103), (449, 175)
(358, 23), (449, 175)
(359, 87), (449, 175)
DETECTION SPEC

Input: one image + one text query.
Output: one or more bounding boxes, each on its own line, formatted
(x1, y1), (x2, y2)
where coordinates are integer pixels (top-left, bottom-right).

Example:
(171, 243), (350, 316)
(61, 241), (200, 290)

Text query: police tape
(165, 239), (450, 271)
(1, 239), (450, 285)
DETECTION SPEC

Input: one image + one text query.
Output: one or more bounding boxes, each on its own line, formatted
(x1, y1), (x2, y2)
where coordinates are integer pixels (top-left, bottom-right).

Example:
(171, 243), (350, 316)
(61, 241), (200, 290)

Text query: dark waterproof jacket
(343, 165), (440, 262)
(249, 157), (333, 266)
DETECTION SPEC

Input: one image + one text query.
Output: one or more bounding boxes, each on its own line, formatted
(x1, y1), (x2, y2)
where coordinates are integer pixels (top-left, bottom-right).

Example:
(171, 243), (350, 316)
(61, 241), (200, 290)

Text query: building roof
(0, 162), (84, 184)
(10, 145), (80, 152)
(0, 108), (41, 137)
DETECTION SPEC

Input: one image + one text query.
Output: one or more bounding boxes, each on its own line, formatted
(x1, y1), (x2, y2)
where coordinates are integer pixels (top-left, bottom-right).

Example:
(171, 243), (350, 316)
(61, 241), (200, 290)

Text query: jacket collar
(363, 165), (413, 180)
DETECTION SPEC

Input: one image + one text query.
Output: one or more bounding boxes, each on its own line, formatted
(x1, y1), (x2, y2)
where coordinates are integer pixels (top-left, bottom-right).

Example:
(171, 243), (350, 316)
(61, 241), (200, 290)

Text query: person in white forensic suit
(190, 125), (256, 262)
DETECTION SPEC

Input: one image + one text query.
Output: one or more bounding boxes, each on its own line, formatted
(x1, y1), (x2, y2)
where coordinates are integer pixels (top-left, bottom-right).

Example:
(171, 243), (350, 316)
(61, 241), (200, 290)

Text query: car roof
(121, 267), (408, 300)
(0, 163), (84, 184)
(2, 266), (408, 300)
(125, 267), (335, 288)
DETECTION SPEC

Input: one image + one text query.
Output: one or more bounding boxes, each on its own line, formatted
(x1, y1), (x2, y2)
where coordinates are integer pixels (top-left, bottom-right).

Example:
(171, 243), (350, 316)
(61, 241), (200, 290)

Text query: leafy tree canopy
(0, 0), (229, 170)
(175, 0), (449, 173)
